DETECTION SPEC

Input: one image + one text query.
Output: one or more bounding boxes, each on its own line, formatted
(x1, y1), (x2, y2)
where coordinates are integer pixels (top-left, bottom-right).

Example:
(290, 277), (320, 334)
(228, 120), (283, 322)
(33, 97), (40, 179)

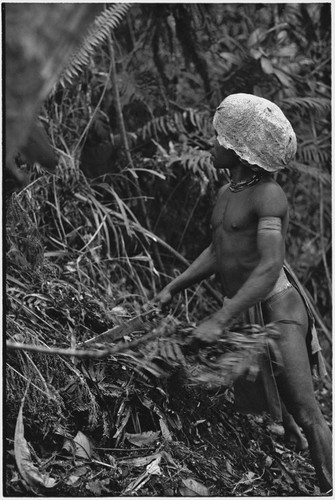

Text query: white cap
(213, 93), (297, 172)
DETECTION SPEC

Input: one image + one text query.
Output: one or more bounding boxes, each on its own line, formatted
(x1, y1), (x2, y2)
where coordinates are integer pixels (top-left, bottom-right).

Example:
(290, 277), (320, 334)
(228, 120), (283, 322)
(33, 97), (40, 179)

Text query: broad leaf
(180, 477), (209, 496)
(14, 394), (57, 489)
(125, 431), (160, 447)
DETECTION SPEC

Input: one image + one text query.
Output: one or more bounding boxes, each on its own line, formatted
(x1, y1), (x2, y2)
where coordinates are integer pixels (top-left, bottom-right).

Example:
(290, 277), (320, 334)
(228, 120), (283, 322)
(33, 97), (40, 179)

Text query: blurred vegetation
(5, 3), (331, 495)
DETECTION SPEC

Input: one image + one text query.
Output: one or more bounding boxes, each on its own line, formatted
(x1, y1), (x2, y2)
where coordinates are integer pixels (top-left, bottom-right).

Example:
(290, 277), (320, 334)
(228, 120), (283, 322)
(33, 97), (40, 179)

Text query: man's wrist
(214, 305), (235, 327)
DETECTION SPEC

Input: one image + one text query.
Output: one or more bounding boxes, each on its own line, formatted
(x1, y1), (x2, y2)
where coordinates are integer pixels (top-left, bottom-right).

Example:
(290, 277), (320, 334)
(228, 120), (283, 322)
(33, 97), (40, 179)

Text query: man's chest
(211, 190), (257, 233)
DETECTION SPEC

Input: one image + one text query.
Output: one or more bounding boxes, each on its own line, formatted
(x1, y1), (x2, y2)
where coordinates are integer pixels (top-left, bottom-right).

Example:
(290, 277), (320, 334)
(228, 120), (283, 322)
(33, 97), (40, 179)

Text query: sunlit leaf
(159, 418), (173, 441)
(14, 389), (57, 489)
(247, 27), (266, 48)
(260, 57), (273, 74)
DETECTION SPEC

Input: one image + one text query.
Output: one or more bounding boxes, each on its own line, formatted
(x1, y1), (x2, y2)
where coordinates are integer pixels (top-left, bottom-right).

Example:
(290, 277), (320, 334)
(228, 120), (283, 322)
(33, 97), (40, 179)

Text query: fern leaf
(168, 147), (218, 183)
(137, 109), (211, 141)
(280, 97), (331, 116)
(60, 4), (131, 86)
(291, 161), (330, 184)
(297, 141), (330, 166)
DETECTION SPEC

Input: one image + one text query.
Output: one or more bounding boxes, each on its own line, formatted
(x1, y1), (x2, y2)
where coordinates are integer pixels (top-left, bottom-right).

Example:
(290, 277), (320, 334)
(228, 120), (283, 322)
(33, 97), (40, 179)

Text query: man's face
(210, 138), (239, 170)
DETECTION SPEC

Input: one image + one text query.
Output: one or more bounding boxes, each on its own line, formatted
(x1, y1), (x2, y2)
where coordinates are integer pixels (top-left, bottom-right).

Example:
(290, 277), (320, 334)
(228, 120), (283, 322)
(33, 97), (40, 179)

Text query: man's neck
(229, 164), (256, 183)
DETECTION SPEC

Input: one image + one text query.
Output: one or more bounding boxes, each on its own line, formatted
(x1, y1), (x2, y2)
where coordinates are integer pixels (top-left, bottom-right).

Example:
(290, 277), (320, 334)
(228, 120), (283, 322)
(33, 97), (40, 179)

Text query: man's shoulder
(252, 176), (288, 215)
(254, 175), (286, 198)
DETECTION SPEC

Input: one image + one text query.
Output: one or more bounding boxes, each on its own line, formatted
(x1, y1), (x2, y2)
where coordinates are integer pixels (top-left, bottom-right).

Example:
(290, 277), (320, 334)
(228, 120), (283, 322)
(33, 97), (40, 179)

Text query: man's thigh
(262, 288), (316, 412)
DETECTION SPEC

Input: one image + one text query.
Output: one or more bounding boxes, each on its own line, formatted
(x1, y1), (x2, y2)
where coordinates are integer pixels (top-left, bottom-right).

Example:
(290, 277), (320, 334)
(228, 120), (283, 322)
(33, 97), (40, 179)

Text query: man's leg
(263, 288), (332, 492)
(280, 399), (308, 451)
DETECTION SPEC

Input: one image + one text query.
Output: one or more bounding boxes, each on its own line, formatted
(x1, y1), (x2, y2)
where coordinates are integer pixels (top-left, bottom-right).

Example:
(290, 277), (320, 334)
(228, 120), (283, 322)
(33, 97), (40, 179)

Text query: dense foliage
(5, 3), (331, 496)
(46, 2), (331, 348)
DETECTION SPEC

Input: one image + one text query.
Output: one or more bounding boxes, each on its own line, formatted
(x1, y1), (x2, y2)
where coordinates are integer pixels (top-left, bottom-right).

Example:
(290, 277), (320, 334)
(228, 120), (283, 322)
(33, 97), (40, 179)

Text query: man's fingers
(191, 318), (225, 345)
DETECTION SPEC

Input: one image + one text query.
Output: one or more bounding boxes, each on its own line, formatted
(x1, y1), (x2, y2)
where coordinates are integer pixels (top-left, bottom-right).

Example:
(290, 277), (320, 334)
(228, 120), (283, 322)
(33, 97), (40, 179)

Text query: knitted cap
(213, 93), (297, 172)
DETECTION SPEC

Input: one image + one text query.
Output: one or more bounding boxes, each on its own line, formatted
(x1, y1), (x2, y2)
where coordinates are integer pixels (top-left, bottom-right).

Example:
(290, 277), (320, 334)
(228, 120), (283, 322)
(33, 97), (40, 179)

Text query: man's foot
(284, 428), (308, 451)
(268, 422), (309, 451)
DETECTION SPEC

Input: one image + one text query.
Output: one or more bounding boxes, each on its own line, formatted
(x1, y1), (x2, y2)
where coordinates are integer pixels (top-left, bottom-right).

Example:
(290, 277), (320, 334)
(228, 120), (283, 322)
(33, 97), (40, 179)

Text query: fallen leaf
(86, 481), (102, 495)
(14, 387), (57, 489)
(226, 459), (233, 474)
(113, 407), (131, 439)
(118, 452), (161, 468)
(63, 431), (93, 459)
(73, 431), (93, 459)
(146, 455), (162, 475)
(125, 431), (160, 448)
(65, 475), (81, 486)
(72, 466), (89, 477)
(161, 450), (179, 468)
(245, 471), (256, 482)
(124, 455), (162, 494)
(180, 477), (209, 496)
(159, 418), (172, 441)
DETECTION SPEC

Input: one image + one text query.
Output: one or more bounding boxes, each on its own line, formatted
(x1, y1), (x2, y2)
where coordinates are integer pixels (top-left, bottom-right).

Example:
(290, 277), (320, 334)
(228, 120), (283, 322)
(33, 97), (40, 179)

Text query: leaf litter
(7, 304), (329, 496)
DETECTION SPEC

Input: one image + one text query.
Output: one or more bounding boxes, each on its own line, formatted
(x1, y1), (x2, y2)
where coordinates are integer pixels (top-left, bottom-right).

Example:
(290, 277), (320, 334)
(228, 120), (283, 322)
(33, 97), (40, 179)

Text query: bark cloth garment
(233, 265), (327, 421)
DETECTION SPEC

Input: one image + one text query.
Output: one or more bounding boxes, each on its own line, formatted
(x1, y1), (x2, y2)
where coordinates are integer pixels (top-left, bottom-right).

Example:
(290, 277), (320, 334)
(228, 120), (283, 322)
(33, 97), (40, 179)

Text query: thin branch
(73, 59), (113, 155)
(176, 186), (201, 253)
(6, 324), (175, 360)
(108, 36), (165, 273)
(110, 210), (223, 305)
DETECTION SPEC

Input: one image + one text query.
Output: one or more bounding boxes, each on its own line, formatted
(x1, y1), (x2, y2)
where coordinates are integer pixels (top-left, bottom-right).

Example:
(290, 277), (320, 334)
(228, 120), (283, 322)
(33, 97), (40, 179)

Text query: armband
(258, 216), (282, 232)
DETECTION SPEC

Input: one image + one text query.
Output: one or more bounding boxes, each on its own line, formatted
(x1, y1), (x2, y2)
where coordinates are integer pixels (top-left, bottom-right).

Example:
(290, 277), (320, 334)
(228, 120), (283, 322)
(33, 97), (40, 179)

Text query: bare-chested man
(157, 94), (332, 492)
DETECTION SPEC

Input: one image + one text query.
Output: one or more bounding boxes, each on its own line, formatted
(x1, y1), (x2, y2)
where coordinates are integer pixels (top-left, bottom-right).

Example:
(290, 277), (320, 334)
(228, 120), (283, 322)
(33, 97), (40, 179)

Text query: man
(157, 94), (332, 492)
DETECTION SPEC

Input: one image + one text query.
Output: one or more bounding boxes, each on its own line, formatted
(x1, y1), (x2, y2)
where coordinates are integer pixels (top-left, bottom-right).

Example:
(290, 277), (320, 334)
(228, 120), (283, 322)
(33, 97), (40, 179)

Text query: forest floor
(5, 382), (331, 497)
(5, 312), (332, 497)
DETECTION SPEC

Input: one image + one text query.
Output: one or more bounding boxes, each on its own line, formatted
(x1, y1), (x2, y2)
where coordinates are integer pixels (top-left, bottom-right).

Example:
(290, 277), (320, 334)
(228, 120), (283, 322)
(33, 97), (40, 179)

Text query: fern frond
(137, 108), (212, 141)
(297, 140), (331, 166)
(280, 97), (331, 116)
(291, 161), (331, 184)
(60, 4), (131, 86)
(169, 148), (218, 182)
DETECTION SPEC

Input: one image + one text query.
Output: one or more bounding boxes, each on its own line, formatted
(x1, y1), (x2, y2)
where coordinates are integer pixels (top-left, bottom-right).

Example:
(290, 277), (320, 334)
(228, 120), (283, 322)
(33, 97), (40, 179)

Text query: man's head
(213, 93), (296, 173)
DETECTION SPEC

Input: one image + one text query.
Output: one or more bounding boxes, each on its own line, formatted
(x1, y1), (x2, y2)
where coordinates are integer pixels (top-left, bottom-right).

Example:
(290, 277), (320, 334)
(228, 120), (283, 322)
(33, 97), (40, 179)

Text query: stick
(6, 322), (175, 360)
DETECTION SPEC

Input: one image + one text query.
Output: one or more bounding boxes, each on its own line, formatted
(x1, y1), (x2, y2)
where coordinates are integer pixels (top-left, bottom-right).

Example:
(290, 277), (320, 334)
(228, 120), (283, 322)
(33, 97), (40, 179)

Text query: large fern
(60, 4), (131, 86)
(137, 108), (213, 142)
(280, 96), (331, 116)
(168, 147), (218, 186)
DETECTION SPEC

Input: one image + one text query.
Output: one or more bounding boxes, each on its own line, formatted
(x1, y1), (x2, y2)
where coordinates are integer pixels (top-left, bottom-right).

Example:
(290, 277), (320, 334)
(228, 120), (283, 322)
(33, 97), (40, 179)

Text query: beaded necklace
(229, 171), (263, 193)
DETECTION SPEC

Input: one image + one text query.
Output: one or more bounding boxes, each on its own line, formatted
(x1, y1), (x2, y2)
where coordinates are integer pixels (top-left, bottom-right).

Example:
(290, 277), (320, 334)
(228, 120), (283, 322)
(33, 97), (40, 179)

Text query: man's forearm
(217, 262), (281, 324)
(217, 228), (285, 325)
(168, 245), (217, 295)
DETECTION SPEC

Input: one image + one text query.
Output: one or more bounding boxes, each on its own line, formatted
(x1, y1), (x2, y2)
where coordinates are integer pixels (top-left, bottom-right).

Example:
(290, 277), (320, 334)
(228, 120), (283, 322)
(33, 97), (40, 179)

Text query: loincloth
(233, 266), (327, 421)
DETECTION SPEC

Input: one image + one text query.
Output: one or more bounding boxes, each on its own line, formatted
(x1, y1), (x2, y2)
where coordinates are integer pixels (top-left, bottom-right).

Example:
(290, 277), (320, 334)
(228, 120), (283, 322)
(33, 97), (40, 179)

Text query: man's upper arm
(254, 184), (288, 267)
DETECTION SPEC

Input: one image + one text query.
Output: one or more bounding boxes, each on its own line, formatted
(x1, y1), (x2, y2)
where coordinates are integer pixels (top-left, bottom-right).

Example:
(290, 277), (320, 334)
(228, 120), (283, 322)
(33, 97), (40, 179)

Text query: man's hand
(192, 309), (231, 344)
(155, 286), (173, 308)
